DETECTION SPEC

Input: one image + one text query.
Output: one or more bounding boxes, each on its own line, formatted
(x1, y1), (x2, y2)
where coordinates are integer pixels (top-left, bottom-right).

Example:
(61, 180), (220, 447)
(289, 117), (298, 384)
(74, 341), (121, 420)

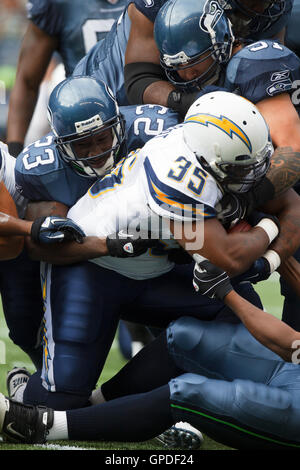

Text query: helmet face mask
(48, 76), (126, 178)
(55, 115), (125, 178)
(220, 0), (286, 35)
(183, 91), (273, 193)
(154, 0), (235, 92)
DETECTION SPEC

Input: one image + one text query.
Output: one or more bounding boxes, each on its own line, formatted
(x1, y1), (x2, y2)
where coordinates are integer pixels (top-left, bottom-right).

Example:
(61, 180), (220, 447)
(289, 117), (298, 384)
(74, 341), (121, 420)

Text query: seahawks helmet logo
(200, 0), (224, 33)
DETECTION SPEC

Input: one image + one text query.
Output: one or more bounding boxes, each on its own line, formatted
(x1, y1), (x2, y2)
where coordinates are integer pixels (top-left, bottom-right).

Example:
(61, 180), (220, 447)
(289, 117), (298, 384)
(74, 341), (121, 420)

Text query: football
(228, 220), (252, 233)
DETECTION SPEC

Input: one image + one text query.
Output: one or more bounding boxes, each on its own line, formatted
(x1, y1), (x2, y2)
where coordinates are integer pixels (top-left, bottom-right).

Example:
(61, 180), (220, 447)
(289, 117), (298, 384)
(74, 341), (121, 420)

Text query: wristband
(262, 249), (281, 273)
(7, 142), (23, 158)
(255, 218), (279, 244)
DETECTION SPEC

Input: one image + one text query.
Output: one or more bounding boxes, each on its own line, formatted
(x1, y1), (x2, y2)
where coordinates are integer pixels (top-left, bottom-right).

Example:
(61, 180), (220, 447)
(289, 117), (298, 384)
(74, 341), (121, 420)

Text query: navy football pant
(24, 261), (262, 410)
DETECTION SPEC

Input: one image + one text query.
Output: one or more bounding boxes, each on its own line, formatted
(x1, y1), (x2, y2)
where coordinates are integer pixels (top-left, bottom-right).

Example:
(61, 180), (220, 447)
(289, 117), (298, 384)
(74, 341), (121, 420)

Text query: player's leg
(0, 249), (44, 370)
(101, 315), (283, 402)
(23, 261), (135, 410)
(2, 370), (300, 448)
(123, 263), (263, 328)
(170, 373), (300, 450)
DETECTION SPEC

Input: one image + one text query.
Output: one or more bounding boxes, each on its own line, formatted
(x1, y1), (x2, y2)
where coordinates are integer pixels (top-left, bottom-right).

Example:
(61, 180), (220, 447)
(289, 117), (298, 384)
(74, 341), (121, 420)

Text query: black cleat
(155, 422), (203, 450)
(0, 393), (54, 444)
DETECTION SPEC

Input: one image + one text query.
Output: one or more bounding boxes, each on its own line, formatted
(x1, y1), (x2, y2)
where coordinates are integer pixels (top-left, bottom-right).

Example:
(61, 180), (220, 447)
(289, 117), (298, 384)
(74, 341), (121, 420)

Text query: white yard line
(33, 443), (98, 451)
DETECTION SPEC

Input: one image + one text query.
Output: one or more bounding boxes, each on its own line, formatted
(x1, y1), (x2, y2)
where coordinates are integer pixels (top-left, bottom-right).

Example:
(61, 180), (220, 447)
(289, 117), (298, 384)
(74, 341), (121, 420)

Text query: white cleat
(156, 421), (204, 450)
(6, 367), (31, 400)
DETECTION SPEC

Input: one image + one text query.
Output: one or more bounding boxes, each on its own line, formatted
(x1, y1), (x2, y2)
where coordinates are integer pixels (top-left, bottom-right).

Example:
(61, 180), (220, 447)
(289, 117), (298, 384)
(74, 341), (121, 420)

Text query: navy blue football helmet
(47, 76), (126, 177)
(154, 0), (235, 92)
(220, 1), (286, 36)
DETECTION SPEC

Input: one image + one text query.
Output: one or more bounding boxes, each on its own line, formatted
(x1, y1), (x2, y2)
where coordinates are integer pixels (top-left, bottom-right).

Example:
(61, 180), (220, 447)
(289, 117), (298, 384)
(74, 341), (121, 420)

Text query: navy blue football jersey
(27, 0), (128, 75)
(15, 104), (180, 206)
(286, 0), (300, 57)
(73, 4), (131, 105)
(224, 40), (300, 103)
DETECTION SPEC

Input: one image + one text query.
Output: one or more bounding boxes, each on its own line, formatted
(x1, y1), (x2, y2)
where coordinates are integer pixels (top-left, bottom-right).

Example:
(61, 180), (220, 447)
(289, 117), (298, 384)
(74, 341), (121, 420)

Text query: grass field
(0, 275), (283, 452)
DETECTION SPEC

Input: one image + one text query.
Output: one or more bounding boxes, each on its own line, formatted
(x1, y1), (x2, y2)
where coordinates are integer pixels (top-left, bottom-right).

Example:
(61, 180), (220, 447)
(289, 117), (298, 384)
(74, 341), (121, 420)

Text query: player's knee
(167, 317), (204, 355)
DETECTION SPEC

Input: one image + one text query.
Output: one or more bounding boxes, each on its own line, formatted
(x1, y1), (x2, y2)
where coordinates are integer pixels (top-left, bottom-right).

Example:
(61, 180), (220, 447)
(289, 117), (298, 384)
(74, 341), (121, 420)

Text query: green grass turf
(0, 275), (283, 451)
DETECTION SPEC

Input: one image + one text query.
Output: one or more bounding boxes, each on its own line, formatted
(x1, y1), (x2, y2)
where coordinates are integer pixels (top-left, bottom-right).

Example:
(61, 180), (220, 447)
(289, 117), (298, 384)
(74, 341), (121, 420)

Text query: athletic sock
(101, 331), (183, 401)
(47, 411), (69, 441)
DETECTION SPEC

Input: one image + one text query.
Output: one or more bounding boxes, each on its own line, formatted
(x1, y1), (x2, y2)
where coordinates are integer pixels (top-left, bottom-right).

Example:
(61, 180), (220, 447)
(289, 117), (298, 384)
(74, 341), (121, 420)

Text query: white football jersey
(68, 125), (222, 279)
(0, 141), (27, 217)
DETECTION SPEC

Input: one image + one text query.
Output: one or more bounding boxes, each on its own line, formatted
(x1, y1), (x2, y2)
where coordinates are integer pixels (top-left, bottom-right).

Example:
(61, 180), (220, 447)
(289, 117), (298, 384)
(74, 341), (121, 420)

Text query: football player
(6, 0), (127, 158)
(124, 0), (293, 109)
(151, 0), (300, 272)
(72, 0), (292, 109)
(17, 92), (300, 418)
(4, 75), (179, 372)
(3, 98), (300, 450)
(153, 0), (300, 329)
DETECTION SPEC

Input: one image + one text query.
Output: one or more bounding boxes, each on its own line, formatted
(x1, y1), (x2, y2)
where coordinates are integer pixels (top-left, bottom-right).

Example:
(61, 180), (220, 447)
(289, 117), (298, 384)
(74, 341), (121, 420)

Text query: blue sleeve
(224, 40), (300, 103)
(14, 134), (62, 201)
(121, 104), (181, 152)
(133, 0), (165, 22)
(26, 0), (63, 37)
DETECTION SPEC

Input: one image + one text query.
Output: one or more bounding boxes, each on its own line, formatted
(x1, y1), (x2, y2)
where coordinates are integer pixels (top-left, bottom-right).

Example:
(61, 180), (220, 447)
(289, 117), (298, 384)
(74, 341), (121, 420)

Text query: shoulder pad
(225, 40), (300, 102)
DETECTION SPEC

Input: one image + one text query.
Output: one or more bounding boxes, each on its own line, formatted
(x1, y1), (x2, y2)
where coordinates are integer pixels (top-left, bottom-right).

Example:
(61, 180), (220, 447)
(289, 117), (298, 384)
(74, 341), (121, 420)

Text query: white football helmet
(183, 91), (273, 192)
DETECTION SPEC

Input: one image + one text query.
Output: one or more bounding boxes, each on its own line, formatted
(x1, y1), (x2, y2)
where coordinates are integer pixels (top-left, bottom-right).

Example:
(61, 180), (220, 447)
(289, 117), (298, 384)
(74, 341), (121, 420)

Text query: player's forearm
(0, 213), (32, 236)
(266, 146), (300, 199)
(6, 83), (39, 144)
(224, 290), (300, 362)
(142, 81), (175, 107)
(269, 195), (300, 262)
(26, 236), (108, 264)
(278, 256), (300, 298)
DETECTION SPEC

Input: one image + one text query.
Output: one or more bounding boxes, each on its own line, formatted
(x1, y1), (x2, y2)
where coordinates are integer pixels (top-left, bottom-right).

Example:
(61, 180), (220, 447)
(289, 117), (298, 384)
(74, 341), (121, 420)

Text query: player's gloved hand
(215, 192), (248, 229)
(167, 247), (192, 264)
(231, 257), (272, 285)
(106, 229), (159, 258)
(31, 216), (85, 244)
(192, 256), (233, 301)
(168, 86), (228, 118)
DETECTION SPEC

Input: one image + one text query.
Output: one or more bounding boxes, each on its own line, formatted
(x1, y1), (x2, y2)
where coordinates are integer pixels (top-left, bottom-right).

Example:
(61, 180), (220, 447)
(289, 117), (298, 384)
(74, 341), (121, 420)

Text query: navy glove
(216, 192), (248, 229)
(31, 216), (85, 244)
(231, 257), (271, 285)
(193, 258), (233, 301)
(106, 229), (159, 258)
(167, 86), (228, 118)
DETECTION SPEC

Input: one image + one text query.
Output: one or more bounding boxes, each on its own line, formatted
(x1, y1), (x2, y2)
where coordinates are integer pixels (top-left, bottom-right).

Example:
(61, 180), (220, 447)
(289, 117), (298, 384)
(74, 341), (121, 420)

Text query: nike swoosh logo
(6, 422), (25, 440)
